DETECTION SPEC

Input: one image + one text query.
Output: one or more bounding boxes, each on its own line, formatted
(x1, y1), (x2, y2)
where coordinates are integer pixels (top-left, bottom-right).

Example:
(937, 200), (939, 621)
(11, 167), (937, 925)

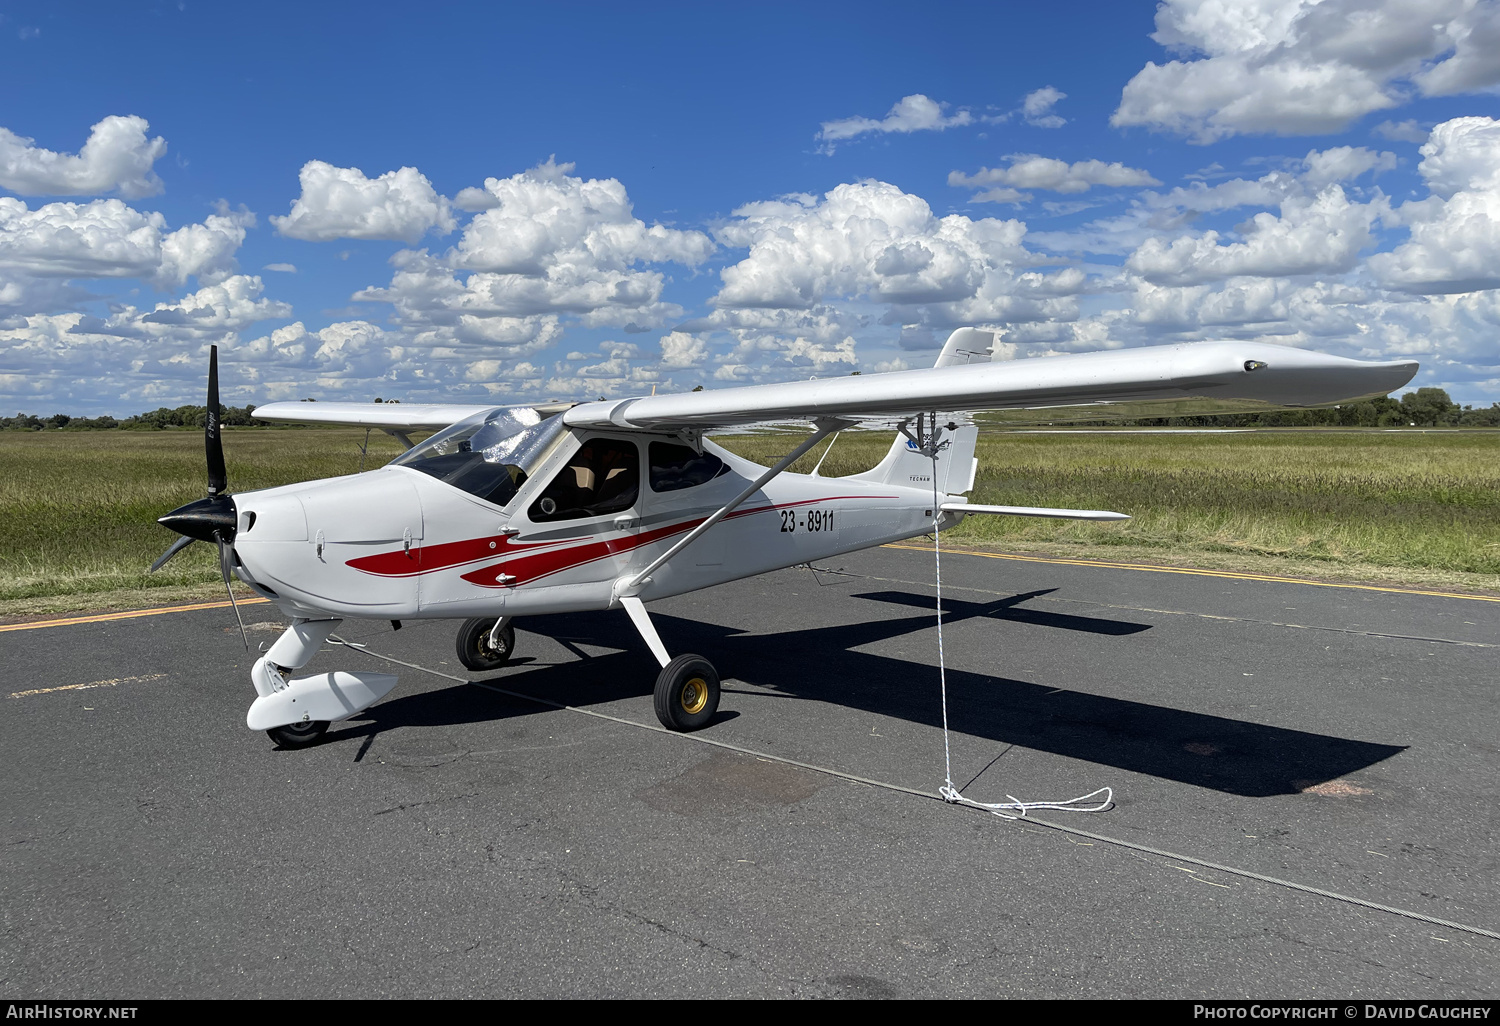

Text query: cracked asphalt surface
(4, 544), (1499, 998)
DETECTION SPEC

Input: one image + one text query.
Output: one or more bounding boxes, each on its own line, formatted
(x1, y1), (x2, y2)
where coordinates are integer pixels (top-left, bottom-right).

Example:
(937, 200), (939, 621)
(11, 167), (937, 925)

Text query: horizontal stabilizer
(942, 502), (1130, 521)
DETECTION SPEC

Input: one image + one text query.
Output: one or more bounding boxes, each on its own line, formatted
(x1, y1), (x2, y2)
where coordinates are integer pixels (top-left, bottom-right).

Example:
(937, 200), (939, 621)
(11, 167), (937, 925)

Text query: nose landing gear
(267, 718), (329, 749)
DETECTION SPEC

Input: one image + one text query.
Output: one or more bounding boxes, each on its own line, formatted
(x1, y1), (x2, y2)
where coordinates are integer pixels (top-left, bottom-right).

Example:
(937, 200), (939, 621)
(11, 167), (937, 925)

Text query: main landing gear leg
(619, 595), (719, 732)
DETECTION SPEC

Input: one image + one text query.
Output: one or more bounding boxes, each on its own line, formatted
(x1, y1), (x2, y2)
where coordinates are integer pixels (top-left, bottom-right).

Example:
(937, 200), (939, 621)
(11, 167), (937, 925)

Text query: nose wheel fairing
(245, 617), (399, 740)
(246, 669), (399, 732)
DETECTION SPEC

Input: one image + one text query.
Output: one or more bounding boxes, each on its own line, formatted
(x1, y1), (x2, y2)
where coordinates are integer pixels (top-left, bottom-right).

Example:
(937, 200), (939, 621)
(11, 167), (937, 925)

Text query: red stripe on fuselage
(350, 495), (900, 586)
(346, 532), (563, 578)
(459, 516), (707, 588)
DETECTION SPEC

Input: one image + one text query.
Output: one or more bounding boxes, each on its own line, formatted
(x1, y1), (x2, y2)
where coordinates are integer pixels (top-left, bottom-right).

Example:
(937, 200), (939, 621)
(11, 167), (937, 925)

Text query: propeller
(151, 344), (247, 649)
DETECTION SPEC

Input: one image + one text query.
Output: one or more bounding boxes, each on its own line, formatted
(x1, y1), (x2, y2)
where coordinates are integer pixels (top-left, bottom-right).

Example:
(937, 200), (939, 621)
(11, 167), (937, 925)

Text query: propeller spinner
(151, 345), (248, 646)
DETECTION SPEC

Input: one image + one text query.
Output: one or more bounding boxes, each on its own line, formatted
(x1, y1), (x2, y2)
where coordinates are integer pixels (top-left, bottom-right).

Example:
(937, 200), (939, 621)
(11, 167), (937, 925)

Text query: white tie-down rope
(927, 436), (1113, 820)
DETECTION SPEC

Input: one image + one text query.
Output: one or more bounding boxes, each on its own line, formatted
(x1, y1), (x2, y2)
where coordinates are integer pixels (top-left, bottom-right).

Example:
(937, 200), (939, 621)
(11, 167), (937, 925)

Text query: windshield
(390, 408), (567, 508)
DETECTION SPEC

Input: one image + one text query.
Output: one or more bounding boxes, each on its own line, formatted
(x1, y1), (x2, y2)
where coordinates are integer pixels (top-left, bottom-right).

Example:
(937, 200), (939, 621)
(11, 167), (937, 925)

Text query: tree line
(1, 404), (262, 431)
(0, 397), (403, 431)
(1086, 388), (1498, 428)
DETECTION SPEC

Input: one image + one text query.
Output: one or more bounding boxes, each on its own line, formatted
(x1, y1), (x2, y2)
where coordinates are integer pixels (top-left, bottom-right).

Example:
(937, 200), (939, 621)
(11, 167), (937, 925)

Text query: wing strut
(618, 417), (851, 598)
(381, 427), (416, 451)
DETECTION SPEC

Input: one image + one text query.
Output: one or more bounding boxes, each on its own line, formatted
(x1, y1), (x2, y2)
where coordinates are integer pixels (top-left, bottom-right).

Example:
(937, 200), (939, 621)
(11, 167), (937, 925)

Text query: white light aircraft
(152, 330), (1417, 748)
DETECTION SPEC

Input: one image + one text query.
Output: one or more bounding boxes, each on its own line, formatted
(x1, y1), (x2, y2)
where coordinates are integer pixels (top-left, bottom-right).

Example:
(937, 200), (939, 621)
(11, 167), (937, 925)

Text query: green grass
(0, 428), (407, 614)
(3, 425), (1498, 616)
(716, 429), (1500, 590)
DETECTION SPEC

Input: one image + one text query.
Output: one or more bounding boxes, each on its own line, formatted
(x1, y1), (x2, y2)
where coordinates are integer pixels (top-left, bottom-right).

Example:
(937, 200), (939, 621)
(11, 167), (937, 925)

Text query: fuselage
(230, 429), (943, 622)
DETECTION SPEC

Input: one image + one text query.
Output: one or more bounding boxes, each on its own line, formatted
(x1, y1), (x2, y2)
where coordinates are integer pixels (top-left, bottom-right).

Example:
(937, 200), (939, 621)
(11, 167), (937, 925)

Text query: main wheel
(266, 718), (329, 748)
(653, 654), (719, 732)
(457, 617), (515, 671)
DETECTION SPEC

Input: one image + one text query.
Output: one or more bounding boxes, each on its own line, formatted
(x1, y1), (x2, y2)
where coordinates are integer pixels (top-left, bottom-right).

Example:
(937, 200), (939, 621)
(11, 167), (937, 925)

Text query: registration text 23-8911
(779, 508), (836, 533)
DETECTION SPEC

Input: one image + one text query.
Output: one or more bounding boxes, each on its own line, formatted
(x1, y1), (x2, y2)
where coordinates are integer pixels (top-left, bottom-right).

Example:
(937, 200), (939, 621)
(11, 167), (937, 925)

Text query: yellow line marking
(0, 596), (270, 633)
(883, 543), (1500, 603)
(10, 673), (167, 699)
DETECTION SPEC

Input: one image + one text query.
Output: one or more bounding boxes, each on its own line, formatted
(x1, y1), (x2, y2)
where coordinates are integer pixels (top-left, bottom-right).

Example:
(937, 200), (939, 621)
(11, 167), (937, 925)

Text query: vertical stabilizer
(933, 327), (996, 368)
(847, 328), (989, 493)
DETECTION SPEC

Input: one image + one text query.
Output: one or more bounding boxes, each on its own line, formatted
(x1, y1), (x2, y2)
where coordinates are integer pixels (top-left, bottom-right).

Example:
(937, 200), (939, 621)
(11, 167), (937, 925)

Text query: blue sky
(1, 0), (1498, 413)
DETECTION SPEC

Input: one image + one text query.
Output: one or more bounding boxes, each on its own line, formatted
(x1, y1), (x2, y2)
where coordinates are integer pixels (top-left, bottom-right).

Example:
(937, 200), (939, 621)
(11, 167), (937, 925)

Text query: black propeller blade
(151, 344), (248, 647)
(206, 344), (227, 497)
(151, 344), (239, 578)
(149, 534), (195, 574)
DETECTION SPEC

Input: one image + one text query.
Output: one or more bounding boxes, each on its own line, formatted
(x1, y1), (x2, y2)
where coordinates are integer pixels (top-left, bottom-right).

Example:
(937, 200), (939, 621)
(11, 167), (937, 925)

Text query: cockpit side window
(529, 437), (640, 522)
(649, 442), (729, 492)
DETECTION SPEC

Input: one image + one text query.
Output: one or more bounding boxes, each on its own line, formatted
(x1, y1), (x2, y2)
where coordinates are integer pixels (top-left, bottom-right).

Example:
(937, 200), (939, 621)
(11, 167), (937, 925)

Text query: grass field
(0, 428), (409, 615)
(727, 429), (1500, 591)
(2, 426), (1497, 616)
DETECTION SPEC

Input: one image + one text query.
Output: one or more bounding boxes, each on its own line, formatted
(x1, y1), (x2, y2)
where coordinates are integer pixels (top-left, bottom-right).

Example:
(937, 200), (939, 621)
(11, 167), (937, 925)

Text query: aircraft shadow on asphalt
(335, 593), (1404, 798)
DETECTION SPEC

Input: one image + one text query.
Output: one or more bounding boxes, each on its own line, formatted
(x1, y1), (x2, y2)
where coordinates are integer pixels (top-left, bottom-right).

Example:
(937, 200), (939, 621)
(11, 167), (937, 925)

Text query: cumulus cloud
(0, 276), (294, 410)
(711, 180), (1087, 350)
(659, 330), (707, 369)
(158, 204), (255, 287)
(1029, 145), (1394, 259)
(453, 186), (499, 212)
(271, 161), (456, 243)
(950, 155), (1162, 204)
(1126, 184), (1383, 285)
(232, 319), (576, 403)
(354, 158), (714, 349)
(1370, 116), (1500, 292)
(0, 270), (83, 315)
(0, 115), (167, 199)
(1021, 87), (1068, 128)
(743, 332), (857, 371)
(1113, 0), (1500, 143)
(449, 157), (713, 274)
(539, 339), (677, 397)
(91, 275), (291, 337)
(1145, 145), (1395, 214)
(0, 197), (252, 287)
(1374, 119), (1431, 143)
(817, 95), (973, 152)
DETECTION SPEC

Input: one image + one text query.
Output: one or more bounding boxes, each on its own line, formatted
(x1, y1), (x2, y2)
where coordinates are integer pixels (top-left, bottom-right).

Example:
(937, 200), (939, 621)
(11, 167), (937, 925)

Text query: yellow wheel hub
(680, 677), (708, 715)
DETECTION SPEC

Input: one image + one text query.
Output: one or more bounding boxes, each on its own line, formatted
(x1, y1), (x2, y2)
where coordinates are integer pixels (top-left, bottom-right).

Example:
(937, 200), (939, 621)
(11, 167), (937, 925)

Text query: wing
(251, 400), (575, 431)
(562, 338), (1418, 431)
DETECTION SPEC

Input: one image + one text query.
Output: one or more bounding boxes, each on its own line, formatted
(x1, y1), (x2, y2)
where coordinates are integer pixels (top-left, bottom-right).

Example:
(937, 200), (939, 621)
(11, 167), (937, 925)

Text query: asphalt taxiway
(3, 544), (1498, 998)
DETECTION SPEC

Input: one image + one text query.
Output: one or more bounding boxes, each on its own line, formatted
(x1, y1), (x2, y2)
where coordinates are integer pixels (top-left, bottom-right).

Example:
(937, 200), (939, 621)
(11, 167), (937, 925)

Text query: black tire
(457, 617), (515, 671)
(653, 654), (719, 732)
(266, 719), (329, 748)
